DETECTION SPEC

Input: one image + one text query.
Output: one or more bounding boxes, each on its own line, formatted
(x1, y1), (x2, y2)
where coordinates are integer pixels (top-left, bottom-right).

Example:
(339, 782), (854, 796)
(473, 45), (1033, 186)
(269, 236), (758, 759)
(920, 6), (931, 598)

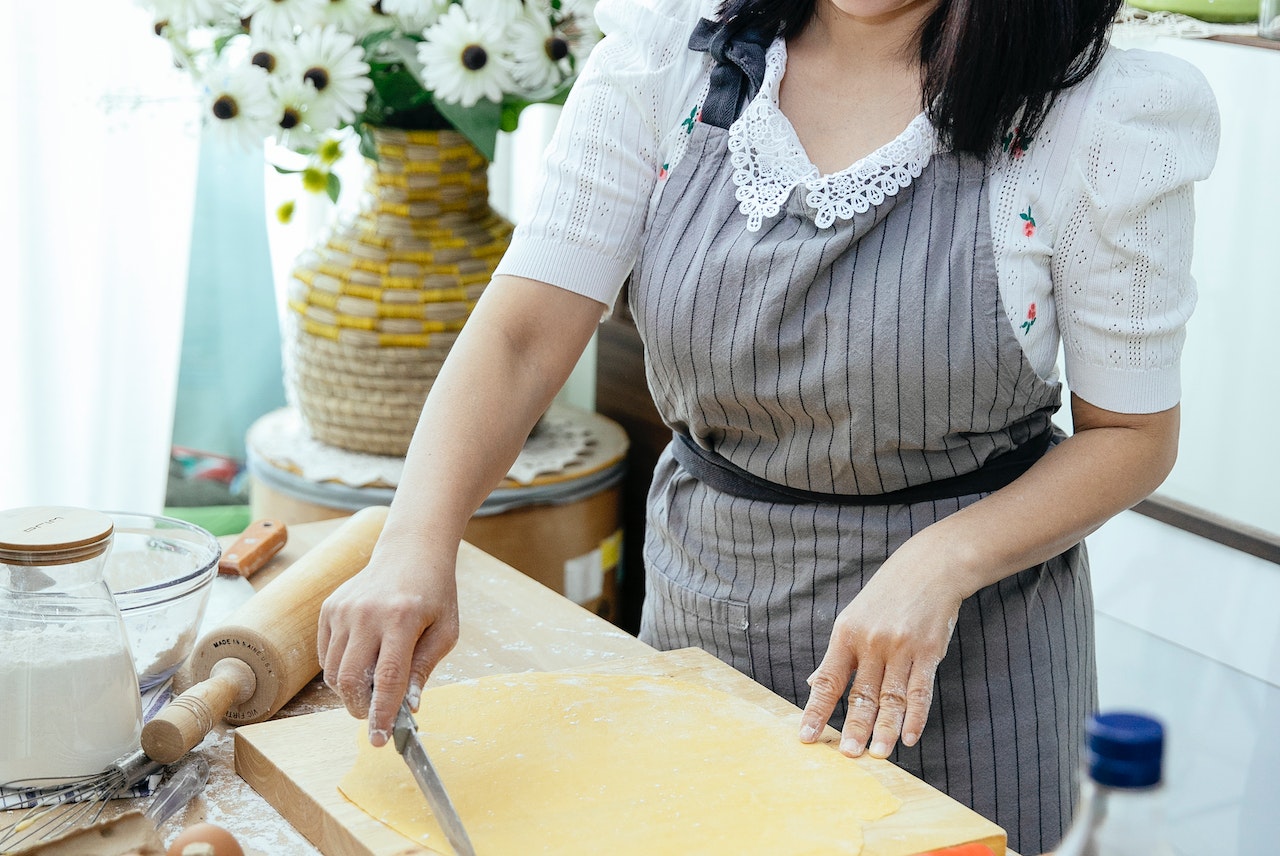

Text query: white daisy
(240, 0), (327, 38)
(270, 75), (339, 149)
(417, 4), (514, 108)
(201, 61), (276, 150)
(246, 36), (292, 77)
(320, 0), (376, 34)
(290, 25), (373, 123)
(505, 7), (569, 95)
(379, 0), (451, 31)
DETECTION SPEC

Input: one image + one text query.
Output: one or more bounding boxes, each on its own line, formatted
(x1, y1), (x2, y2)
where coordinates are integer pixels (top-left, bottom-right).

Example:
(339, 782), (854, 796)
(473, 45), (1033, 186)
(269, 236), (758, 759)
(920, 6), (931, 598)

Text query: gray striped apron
(629, 19), (1097, 855)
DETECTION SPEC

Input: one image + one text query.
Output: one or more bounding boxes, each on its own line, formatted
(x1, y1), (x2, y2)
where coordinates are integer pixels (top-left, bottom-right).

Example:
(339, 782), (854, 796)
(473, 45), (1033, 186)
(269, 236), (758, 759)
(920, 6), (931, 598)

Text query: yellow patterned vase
(285, 127), (513, 457)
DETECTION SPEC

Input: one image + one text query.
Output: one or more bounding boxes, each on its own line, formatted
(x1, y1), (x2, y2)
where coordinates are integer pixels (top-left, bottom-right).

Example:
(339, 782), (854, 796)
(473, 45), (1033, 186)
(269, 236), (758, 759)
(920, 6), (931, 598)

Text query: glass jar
(0, 507), (143, 783)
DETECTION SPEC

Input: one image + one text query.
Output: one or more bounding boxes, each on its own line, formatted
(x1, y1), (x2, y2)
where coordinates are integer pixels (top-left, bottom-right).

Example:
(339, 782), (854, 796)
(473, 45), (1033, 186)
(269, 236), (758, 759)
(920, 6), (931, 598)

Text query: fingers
(333, 635), (377, 722)
(318, 581), (462, 749)
(900, 658), (937, 748)
(316, 616), (332, 671)
(838, 659), (884, 757)
(367, 629), (418, 747)
(865, 664), (908, 758)
(843, 657), (940, 758)
(800, 604), (949, 759)
(799, 635), (856, 744)
(406, 627), (457, 712)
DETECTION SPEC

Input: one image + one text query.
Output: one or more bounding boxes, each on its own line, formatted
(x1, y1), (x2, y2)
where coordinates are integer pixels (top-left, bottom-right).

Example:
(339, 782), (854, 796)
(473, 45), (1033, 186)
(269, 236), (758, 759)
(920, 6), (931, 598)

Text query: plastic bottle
(1054, 711), (1174, 856)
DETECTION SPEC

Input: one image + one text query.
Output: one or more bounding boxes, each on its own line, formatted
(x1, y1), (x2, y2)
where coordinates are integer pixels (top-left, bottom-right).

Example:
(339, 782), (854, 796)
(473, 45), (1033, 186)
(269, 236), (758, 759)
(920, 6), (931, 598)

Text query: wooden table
(170, 518), (657, 855)
(4, 518), (1022, 855)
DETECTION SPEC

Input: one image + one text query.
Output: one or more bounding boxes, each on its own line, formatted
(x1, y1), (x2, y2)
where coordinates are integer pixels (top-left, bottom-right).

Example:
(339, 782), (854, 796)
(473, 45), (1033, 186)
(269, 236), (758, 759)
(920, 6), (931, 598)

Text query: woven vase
(285, 127), (513, 457)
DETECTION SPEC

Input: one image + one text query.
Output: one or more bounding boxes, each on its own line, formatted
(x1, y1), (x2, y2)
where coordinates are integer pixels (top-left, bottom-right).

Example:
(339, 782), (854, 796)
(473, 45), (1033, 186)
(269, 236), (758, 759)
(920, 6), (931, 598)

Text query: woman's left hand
(797, 535), (967, 759)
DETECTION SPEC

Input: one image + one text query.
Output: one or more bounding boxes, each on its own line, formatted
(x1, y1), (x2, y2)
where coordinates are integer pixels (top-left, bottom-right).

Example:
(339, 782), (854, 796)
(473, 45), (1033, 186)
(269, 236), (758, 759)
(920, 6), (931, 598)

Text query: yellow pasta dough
(338, 673), (900, 854)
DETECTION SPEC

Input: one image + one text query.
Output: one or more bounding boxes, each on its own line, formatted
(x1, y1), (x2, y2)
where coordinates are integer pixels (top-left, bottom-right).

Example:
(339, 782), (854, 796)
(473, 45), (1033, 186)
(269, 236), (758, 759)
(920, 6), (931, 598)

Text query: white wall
(1108, 32), (1280, 537)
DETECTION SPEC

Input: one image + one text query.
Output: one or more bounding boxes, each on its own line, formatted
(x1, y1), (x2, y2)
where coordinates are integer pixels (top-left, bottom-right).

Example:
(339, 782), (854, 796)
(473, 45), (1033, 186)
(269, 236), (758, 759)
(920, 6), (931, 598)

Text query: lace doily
(727, 40), (937, 231)
(248, 404), (597, 489)
(507, 407), (597, 484)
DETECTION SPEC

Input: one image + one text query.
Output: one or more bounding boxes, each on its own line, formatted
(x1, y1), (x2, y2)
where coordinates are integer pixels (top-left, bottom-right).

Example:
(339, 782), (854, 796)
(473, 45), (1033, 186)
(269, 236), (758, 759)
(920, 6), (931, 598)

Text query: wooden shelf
(1208, 33), (1280, 50)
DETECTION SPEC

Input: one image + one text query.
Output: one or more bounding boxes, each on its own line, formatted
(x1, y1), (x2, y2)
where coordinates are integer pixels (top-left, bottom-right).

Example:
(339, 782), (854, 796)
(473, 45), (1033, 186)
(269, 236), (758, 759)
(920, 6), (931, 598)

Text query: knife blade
(392, 698), (478, 856)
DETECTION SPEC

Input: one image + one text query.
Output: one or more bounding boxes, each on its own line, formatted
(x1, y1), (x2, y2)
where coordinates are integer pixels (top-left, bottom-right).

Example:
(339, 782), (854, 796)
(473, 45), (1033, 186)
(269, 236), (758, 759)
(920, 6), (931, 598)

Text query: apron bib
(628, 19), (1097, 855)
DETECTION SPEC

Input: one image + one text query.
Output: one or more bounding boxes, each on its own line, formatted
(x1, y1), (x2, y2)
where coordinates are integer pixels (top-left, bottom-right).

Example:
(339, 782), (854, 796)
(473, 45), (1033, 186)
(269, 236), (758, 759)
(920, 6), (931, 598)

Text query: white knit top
(493, 0), (1221, 414)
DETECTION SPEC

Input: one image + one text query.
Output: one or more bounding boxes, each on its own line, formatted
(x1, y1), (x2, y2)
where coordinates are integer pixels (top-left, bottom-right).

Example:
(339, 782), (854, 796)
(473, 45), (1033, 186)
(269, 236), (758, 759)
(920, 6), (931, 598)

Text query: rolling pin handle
(141, 658), (257, 764)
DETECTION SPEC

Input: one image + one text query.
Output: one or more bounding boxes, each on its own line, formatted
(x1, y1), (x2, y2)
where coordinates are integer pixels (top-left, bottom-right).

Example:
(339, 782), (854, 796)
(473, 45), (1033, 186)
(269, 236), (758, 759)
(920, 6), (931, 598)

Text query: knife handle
(218, 519), (288, 578)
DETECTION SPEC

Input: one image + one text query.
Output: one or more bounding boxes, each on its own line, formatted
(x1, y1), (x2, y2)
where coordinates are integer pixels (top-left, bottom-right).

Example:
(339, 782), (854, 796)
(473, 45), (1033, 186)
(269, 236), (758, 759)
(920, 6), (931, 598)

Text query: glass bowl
(103, 513), (221, 690)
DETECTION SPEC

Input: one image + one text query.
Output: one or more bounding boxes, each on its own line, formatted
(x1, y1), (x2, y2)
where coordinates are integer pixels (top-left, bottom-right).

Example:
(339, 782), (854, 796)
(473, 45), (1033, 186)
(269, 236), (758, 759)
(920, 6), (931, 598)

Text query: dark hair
(716, 0), (1122, 158)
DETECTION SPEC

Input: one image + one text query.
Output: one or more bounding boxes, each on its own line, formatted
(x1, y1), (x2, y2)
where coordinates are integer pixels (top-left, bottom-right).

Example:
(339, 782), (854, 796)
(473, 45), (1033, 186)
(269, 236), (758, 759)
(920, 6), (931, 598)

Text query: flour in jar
(0, 622), (142, 783)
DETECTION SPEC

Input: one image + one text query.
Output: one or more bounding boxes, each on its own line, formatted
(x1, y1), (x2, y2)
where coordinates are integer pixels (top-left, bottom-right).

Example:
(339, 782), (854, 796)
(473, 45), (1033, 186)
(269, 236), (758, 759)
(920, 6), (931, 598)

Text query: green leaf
(433, 97), (502, 162)
(326, 172), (342, 204)
(379, 36), (427, 70)
(212, 32), (238, 56)
(355, 122), (379, 161)
(272, 164), (303, 175)
(360, 28), (401, 52)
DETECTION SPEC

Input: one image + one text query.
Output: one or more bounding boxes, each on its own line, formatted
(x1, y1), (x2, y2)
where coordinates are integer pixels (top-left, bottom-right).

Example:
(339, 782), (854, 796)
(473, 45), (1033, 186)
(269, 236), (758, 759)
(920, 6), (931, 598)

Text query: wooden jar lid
(0, 506), (114, 565)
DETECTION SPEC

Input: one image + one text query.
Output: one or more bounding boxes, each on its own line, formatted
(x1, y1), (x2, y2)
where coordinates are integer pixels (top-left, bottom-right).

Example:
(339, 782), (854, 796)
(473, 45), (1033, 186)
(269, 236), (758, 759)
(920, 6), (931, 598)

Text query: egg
(165, 822), (245, 856)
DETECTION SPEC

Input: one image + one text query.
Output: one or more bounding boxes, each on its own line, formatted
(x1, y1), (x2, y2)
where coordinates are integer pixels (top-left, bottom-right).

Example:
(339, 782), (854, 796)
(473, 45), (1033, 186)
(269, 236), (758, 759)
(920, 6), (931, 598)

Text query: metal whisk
(0, 748), (162, 853)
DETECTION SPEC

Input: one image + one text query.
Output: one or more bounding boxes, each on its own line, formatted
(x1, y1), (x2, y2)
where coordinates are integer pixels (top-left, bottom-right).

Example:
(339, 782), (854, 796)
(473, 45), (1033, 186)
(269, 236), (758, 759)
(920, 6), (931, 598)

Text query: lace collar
(726, 39), (938, 231)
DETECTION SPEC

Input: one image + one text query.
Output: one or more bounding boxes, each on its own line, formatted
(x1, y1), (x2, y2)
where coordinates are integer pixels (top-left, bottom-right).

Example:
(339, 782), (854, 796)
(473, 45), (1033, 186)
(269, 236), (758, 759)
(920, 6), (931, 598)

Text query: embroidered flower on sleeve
(1002, 127), (1032, 159)
(682, 104), (700, 133)
(1021, 302), (1037, 334)
(1019, 206), (1036, 238)
(658, 162), (669, 179)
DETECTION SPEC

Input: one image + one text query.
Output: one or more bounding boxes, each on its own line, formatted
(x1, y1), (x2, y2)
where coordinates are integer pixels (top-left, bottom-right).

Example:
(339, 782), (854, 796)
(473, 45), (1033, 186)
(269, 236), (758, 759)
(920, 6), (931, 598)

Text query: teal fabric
(171, 127), (285, 460)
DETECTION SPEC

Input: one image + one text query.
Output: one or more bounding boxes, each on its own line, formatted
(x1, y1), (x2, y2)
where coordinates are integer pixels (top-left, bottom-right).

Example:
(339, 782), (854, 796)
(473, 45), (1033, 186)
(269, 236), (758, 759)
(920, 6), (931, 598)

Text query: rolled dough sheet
(339, 673), (900, 854)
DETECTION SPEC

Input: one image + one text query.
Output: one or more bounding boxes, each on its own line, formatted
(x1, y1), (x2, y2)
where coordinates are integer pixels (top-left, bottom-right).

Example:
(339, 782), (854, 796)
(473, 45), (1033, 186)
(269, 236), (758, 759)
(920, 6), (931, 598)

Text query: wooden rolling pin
(141, 506), (388, 764)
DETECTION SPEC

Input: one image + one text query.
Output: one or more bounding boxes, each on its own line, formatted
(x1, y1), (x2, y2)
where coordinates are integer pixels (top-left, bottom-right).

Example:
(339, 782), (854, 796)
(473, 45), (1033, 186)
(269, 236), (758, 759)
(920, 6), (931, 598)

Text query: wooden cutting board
(235, 647), (1004, 856)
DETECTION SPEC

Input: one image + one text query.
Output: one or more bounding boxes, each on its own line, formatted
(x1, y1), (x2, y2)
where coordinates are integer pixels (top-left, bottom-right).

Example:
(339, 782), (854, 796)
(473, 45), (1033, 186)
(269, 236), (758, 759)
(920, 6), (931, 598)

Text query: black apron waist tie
(671, 428), (1054, 506)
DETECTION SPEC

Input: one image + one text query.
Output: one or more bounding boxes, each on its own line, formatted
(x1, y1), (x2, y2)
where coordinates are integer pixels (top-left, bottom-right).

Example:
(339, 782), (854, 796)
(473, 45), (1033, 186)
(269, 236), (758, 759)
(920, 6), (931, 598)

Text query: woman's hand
(314, 275), (605, 747)
(797, 535), (966, 759)
(317, 535), (460, 747)
(798, 398), (1181, 759)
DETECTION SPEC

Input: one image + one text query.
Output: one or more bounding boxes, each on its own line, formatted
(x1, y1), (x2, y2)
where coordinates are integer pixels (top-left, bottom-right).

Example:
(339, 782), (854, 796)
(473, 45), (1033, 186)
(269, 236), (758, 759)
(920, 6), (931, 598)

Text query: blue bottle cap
(1086, 711), (1164, 788)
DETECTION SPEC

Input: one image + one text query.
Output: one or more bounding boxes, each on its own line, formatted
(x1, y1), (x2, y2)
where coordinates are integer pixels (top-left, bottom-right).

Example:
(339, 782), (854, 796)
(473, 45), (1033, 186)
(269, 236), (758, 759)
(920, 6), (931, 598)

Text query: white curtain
(0, 3), (200, 512)
(0, 7), (582, 515)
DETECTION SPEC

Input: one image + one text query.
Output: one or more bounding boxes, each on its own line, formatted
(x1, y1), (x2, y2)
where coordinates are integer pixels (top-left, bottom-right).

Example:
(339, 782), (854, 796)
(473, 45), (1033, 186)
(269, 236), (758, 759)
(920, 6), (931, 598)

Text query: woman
(317, 0), (1218, 850)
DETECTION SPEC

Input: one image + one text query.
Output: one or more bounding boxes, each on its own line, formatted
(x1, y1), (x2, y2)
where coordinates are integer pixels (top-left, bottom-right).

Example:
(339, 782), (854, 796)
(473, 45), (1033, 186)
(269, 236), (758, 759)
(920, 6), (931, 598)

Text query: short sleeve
(491, 0), (712, 308)
(1051, 49), (1219, 413)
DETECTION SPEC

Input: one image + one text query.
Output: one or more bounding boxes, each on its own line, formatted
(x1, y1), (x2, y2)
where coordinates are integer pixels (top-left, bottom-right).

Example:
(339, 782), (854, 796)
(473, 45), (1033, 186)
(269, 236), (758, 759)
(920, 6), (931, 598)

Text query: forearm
(919, 395), (1180, 599)
(377, 275), (604, 563)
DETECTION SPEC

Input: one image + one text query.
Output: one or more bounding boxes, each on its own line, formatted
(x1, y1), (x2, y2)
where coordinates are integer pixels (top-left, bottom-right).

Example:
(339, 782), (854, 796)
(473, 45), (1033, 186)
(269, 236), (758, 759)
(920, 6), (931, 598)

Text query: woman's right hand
(317, 534), (460, 747)
(315, 274), (605, 747)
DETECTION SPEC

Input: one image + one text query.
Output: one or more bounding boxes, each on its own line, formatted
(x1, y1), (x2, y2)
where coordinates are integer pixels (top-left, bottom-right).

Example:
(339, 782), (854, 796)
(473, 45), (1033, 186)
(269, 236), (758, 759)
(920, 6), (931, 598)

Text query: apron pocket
(642, 569), (755, 679)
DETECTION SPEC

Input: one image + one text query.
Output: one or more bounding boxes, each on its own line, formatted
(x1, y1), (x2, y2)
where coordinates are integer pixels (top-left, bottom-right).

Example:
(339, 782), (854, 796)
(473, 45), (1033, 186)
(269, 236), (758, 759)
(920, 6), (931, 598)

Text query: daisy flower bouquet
(139, 0), (601, 201)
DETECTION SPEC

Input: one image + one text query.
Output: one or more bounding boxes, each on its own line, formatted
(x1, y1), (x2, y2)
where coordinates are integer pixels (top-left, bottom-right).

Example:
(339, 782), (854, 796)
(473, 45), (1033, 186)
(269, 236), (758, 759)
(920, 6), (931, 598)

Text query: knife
(392, 698), (478, 856)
